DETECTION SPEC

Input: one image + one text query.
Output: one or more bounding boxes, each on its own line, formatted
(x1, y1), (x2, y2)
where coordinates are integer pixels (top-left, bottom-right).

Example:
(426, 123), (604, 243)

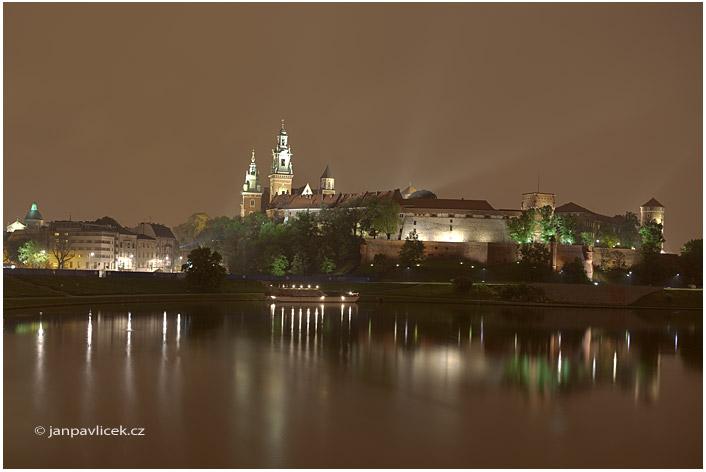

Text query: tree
(319, 256), (336, 274)
(561, 258), (590, 284)
(580, 232), (594, 246)
(18, 240), (50, 268)
(639, 221), (665, 254)
(174, 212), (211, 245)
(619, 212), (640, 249)
(50, 233), (75, 269)
(399, 230), (425, 267)
(92, 216), (121, 228)
(555, 214), (579, 245)
(518, 243), (552, 282)
(597, 225), (619, 248)
(369, 198), (402, 239)
(507, 209), (536, 244)
(182, 246), (226, 291)
(679, 239), (702, 286)
(537, 206), (557, 243)
(372, 253), (388, 273)
(290, 252), (310, 275)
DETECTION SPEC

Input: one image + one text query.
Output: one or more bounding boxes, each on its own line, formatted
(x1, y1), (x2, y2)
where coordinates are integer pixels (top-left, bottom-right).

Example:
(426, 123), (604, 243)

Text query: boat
(265, 284), (360, 303)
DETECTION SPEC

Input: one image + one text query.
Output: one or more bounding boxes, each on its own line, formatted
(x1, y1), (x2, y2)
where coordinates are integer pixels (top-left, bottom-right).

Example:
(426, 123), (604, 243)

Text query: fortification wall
(399, 215), (514, 244)
(360, 239), (519, 265)
(592, 247), (642, 269)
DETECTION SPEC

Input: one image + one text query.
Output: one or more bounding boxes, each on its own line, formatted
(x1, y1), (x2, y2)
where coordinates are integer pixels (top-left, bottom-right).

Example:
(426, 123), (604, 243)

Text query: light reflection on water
(4, 302), (702, 468)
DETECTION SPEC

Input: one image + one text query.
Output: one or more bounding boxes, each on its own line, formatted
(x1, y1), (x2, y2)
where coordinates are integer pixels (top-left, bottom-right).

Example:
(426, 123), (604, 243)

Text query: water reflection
(4, 302), (702, 468)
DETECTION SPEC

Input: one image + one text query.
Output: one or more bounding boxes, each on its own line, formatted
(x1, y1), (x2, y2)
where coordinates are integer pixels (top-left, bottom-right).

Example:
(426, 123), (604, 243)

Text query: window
(250, 199), (255, 207)
(413, 221), (417, 225)
(450, 219), (453, 223)
(281, 159), (285, 166)
(450, 225), (453, 231)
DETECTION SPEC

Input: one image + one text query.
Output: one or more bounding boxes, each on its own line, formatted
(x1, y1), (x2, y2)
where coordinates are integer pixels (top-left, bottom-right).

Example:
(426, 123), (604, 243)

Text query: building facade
(268, 120), (294, 201)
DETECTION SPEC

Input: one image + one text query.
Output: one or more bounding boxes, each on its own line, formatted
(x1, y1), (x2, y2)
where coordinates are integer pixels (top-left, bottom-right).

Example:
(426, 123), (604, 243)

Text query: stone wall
(592, 247), (642, 269)
(361, 239), (519, 265)
(398, 214), (515, 243)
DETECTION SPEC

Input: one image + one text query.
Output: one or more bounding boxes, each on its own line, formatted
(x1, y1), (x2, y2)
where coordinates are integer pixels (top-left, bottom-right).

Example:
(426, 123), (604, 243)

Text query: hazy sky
(4, 3), (702, 252)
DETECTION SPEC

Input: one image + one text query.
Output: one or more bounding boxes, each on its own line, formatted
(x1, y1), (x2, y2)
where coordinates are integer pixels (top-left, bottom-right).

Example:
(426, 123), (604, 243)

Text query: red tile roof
(641, 197), (664, 208)
(401, 198), (495, 211)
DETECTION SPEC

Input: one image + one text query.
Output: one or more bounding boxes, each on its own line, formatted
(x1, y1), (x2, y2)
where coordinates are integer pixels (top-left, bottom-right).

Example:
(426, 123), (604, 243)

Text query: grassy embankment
(3, 275), (266, 310)
(4, 257), (702, 310)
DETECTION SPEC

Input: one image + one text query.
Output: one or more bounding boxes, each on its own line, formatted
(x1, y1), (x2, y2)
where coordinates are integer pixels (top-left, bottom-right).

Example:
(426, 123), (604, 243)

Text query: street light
(89, 252), (95, 270)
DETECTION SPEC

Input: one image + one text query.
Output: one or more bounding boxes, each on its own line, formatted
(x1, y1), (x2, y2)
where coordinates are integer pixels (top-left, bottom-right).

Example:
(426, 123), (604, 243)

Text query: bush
(372, 253), (388, 273)
(497, 283), (548, 303)
(561, 258), (590, 284)
(451, 277), (473, 292)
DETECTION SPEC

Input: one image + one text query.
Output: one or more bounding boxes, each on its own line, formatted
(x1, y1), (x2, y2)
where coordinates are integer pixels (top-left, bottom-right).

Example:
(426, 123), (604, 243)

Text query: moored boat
(265, 284), (360, 303)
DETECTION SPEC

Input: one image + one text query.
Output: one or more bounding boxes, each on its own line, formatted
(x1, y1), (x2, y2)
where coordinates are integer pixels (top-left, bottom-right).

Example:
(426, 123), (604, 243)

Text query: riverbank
(3, 275), (701, 312)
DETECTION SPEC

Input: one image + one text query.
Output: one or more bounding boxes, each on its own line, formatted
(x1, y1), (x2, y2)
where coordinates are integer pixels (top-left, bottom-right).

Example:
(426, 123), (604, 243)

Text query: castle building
(240, 150), (266, 217)
(268, 120), (294, 202)
(640, 197), (665, 226)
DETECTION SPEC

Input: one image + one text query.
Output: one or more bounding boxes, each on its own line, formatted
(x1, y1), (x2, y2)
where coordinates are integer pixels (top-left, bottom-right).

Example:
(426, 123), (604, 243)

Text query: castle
(240, 122), (665, 250)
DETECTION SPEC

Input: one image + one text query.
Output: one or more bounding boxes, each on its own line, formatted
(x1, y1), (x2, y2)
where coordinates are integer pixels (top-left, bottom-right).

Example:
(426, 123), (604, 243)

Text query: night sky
(4, 3), (702, 252)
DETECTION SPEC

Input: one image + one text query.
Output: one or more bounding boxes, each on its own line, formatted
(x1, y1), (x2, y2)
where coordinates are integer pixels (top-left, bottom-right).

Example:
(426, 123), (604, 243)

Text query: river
(3, 301), (702, 468)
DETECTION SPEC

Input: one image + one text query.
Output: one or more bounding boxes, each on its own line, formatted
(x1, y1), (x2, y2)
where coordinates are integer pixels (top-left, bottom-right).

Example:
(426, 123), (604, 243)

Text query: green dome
(24, 202), (43, 221)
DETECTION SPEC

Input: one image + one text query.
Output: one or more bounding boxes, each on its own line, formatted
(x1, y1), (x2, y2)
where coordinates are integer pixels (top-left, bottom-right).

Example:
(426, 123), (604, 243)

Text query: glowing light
(593, 282), (598, 286)
(674, 333), (678, 350)
(557, 351), (562, 382)
(592, 357), (596, 381)
(612, 352), (617, 383)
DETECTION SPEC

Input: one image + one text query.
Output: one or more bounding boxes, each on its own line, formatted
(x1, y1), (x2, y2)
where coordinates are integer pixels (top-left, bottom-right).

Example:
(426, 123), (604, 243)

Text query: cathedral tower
(320, 165), (335, 195)
(268, 120), (294, 201)
(241, 150), (263, 217)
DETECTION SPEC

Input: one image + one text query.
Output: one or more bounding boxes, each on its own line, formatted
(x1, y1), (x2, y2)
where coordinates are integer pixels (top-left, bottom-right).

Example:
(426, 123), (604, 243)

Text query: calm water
(4, 301), (702, 468)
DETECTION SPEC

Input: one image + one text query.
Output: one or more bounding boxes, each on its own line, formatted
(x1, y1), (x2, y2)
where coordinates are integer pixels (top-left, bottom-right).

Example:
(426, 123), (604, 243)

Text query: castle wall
(398, 214), (515, 244)
(592, 247), (642, 269)
(361, 239), (519, 265)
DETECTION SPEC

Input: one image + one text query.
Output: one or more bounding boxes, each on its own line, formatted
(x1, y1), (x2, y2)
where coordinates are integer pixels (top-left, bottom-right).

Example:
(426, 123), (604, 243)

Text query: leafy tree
(679, 239), (702, 286)
(597, 225), (619, 248)
(537, 206), (557, 243)
(561, 258), (590, 284)
(506, 209), (536, 244)
(619, 212), (640, 249)
(632, 251), (674, 286)
(18, 240), (50, 268)
(182, 246), (226, 291)
(5, 235), (31, 265)
(555, 214), (579, 245)
(270, 253), (289, 276)
(92, 216), (121, 228)
(518, 243), (552, 282)
(369, 198), (402, 239)
(639, 221), (665, 254)
(580, 232), (594, 246)
(290, 252), (310, 275)
(372, 253), (388, 273)
(408, 189), (437, 199)
(399, 230), (425, 267)
(174, 212), (211, 245)
(319, 257), (336, 274)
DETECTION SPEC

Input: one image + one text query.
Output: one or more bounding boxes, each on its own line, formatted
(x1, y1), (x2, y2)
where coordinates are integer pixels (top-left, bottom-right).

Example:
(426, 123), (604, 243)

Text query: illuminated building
(240, 149), (267, 217)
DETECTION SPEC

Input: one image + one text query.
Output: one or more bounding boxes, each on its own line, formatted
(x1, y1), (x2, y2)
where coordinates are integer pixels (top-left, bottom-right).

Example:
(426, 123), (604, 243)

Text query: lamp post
(89, 252), (95, 271)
